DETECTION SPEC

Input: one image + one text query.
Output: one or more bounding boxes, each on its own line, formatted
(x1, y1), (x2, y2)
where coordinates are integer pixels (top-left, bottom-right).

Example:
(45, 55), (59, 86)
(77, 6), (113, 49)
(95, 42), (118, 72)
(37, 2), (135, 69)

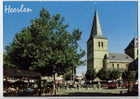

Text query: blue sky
(3, 1), (138, 75)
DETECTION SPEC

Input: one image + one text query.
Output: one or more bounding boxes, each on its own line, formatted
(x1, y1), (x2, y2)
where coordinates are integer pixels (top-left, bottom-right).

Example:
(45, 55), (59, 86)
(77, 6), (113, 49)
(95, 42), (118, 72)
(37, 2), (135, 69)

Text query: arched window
(98, 42), (100, 48)
(112, 64), (114, 69)
(117, 64), (119, 69)
(101, 42), (103, 48)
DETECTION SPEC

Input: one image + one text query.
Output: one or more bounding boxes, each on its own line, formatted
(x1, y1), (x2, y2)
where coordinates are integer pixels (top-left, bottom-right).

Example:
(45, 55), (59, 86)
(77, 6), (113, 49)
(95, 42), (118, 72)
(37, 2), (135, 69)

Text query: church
(87, 11), (138, 73)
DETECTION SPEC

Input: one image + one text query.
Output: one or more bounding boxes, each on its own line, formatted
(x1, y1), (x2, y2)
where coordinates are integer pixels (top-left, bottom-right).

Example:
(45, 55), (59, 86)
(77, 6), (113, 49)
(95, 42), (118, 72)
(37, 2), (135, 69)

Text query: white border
(138, 0), (140, 97)
(2, 0), (139, 1)
(1, 0), (139, 99)
(0, 0), (3, 98)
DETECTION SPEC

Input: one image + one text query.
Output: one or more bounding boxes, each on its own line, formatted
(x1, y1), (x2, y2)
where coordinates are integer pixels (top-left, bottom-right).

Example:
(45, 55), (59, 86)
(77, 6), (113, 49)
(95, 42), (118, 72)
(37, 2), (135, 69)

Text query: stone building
(87, 11), (138, 73)
(125, 37), (138, 60)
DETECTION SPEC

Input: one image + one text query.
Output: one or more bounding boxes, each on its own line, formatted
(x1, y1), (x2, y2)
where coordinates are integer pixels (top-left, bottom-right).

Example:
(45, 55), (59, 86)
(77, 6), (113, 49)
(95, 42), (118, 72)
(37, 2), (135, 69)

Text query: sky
(3, 1), (138, 75)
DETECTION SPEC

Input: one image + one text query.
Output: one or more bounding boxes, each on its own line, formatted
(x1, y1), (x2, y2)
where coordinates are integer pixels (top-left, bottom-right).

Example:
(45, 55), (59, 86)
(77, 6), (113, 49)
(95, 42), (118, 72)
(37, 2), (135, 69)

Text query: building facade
(87, 11), (138, 73)
(87, 11), (108, 72)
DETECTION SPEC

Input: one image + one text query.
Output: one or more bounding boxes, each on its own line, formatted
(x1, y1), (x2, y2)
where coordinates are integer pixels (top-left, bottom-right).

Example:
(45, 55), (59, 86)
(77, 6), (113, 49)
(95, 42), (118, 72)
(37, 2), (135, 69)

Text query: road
(54, 87), (130, 96)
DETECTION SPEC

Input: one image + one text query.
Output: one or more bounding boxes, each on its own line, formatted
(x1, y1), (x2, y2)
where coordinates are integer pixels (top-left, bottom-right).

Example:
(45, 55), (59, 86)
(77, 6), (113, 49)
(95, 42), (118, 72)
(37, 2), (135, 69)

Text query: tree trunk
(38, 79), (41, 96)
(72, 65), (75, 83)
(53, 73), (56, 95)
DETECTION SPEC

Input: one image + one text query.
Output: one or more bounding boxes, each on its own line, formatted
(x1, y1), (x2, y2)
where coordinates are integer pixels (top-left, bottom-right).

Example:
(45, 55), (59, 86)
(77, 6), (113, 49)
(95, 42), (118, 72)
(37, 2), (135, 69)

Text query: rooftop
(108, 53), (134, 63)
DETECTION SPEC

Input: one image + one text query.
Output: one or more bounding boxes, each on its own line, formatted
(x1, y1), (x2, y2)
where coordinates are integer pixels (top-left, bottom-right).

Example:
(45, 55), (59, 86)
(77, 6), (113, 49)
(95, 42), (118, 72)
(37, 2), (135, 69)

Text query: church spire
(90, 10), (102, 38)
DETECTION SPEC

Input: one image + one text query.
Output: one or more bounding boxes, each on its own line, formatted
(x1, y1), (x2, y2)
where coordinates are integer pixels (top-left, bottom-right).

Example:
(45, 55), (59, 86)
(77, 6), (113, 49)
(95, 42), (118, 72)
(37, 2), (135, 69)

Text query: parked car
(107, 82), (118, 89)
(100, 81), (108, 88)
(121, 82), (134, 88)
(101, 84), (108, 88)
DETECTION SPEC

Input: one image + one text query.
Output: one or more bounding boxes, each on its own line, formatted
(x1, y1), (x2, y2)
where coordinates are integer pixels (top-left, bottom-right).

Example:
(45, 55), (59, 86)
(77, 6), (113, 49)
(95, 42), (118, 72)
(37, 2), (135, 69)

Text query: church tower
(87, 11), (108, 72)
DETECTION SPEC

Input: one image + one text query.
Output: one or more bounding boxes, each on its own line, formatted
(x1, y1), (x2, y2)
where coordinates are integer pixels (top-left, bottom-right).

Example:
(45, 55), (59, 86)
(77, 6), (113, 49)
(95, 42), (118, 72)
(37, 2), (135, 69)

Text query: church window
(98, 42), (100, 47)
(101, 42), (103, 48)
(117, 64), (119, 69)
(112, 64), (114, 68)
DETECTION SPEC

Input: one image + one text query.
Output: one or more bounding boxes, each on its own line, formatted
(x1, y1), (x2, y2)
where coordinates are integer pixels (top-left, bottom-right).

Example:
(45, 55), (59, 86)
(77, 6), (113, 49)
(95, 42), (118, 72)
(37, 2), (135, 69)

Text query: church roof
(108, 53), (133, 63)
(125, 36), (138, 50)
(90, 10), (103, 38)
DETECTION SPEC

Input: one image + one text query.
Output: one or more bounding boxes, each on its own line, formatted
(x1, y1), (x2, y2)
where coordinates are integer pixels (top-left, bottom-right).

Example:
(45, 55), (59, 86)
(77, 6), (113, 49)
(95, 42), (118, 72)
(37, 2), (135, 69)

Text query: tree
(4, 8), (85, 95)
(3, 51), (16, 69)
(4, 8), (85, 74)
(110, 69), (121, 80)
(64, 70), (73, 81)
(122, 70), (137, 82)
(4, 28), (34, 70)
(97, 68), (111, 80)
(85, 69), (96, 81)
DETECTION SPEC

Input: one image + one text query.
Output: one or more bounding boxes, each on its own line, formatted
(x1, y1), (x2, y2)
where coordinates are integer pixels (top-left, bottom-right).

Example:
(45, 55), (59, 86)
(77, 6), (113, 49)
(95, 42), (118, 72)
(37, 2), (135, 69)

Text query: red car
(121, 82), (134, 88)
(107, 82), (118, 89)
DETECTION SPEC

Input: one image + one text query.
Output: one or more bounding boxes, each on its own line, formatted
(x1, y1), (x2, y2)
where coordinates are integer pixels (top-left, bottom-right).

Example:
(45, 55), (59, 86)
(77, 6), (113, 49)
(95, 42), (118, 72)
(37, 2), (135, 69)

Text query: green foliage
(85, 69), (96, 80)
(4, 8), (85, 76)
(122, 70), (137, 82)
(97, 68), (111, 80)
(3, 52), (16, 68)
(64, 71), (72, 81)
(110, 69), (121, 80)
